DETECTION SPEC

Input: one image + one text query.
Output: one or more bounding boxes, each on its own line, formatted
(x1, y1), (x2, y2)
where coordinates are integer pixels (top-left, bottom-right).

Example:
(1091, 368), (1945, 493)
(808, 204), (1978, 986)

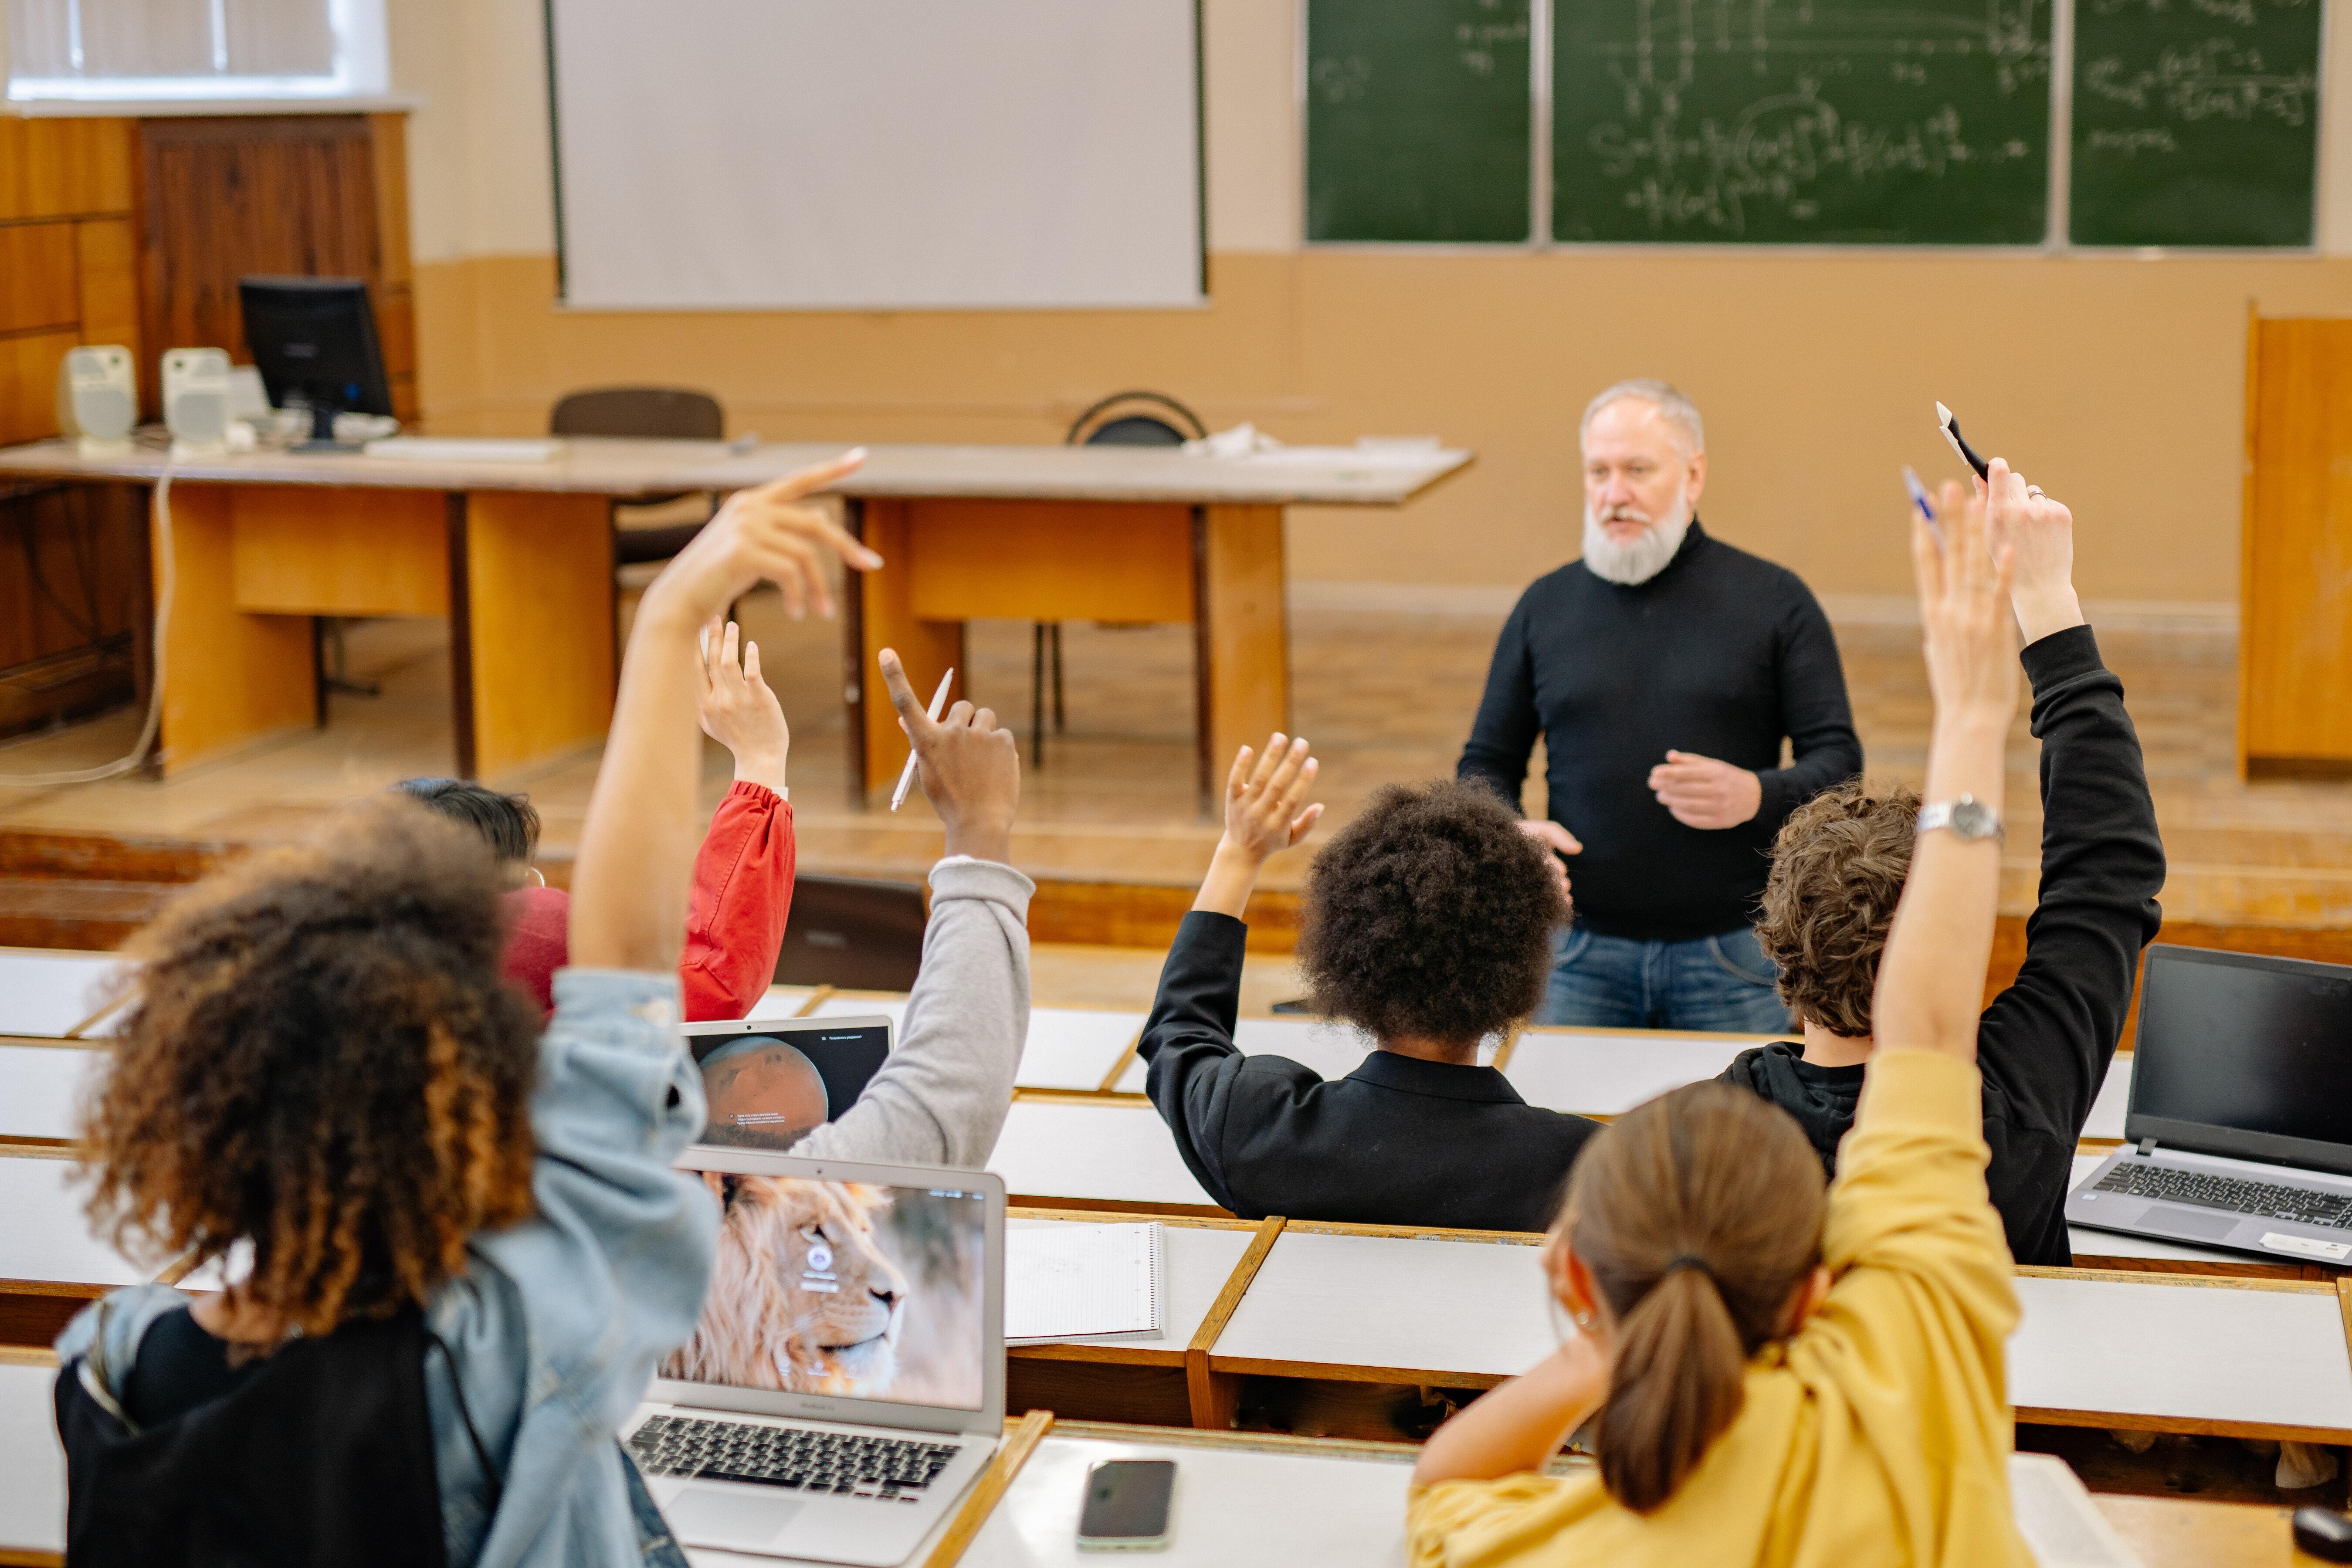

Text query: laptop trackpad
(668, 1485), (804, 1550)
(2149, 1209), (2238, 1242)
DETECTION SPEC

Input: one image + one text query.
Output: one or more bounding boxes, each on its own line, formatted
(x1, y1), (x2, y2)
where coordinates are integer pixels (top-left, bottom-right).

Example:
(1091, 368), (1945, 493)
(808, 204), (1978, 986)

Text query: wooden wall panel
(2242, 318), (2352, 770)
(135, 115), (391, 410)
(0, 331), (80, 445)
(0, 119), (135, 221)
(72, 219), (142, 354)
(0, 226), (81, 336)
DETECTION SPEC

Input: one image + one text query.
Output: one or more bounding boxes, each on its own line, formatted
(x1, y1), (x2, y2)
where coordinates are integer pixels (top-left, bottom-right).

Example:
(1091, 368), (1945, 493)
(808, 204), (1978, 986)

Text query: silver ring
(2025, 485), (2044, 498)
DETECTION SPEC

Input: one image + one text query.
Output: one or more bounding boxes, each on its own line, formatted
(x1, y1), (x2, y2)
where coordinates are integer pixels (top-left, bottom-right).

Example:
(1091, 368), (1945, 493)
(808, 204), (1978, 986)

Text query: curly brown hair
(80, 797), (541, 1338)
(1753, 779), (1921, 1038)
(1295, 781), (1567, 1049)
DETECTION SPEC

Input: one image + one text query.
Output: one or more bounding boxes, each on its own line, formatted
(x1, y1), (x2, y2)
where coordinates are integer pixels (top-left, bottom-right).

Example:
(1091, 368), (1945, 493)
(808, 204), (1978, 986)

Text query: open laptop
(2068, 946), (2352, 1264)
(628, 1148), (1006, 1565)
(685, 1015), (894, 1151)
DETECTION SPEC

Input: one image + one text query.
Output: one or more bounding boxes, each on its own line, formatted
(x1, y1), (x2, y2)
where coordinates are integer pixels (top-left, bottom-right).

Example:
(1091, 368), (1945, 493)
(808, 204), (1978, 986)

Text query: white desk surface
(1013, 1009), (1144, 1092)
(0, 438), (1473, 508)
(738, 986), (820, 1022)
(0, 948), (125, 1038)
(1007, 1219), (1255, 1355)
(2010, 1273), (2352, 1437)
(964, 1432), (1418, 1568)
(813, 999), (1139, 1093)
(0, 1361), (64, 1554)
(2063, 1153), (2248, 1266)
(1212, 1229), (1554, 1383)
(989, 1103), (1214, 1210)
(0, 1041), (99, 1141)
(0, 1155), (149, 1287)
(1112, 1017), (1500, 1096)
(1501, 1030), (1759, 1116)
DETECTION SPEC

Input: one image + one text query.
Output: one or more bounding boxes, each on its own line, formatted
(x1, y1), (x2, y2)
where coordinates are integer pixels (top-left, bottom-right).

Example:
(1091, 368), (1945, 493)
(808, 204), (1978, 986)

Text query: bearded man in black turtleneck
(1457, 379), (1862, 1032)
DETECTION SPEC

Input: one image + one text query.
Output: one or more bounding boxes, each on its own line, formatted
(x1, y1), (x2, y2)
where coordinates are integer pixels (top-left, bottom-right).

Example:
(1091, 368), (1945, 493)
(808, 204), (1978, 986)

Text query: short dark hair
(1295, 780), (1566, 1048)
(1753, 779), (1920, 1038)
(395, 778), (541, 864)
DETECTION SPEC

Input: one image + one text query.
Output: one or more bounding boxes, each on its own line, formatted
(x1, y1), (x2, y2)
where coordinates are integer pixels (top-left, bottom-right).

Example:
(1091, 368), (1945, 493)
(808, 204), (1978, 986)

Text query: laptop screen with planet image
(682, 1016), (892, 1151)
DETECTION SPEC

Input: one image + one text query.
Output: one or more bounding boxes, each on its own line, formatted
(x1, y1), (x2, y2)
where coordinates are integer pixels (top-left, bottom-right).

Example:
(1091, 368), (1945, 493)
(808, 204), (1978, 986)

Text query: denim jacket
(57, 968), (719, 1568)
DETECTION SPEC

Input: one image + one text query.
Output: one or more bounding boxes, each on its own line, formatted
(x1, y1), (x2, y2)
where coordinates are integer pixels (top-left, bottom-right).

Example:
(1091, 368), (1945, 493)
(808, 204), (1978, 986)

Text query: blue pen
(1901, 465), (1945, 545)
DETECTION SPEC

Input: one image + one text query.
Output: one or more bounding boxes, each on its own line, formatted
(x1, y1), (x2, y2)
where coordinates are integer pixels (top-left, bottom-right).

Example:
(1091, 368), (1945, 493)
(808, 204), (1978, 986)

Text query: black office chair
(550, 386), (726, 565)
(1028, 392), (1209, 765)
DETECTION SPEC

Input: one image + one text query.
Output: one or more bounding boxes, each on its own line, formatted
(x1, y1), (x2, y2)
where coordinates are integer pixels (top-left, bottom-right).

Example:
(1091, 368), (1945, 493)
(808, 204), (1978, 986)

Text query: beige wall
(389, 0), (2352, 608)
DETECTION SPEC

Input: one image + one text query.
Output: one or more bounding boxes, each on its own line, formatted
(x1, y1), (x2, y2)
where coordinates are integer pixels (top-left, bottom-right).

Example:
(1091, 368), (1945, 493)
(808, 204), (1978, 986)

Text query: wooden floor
(0, 593), (2346, 929)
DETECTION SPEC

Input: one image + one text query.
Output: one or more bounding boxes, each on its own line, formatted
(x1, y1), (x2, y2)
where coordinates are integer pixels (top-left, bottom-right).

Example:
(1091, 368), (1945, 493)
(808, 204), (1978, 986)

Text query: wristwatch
(1916, 795), (2004, 844)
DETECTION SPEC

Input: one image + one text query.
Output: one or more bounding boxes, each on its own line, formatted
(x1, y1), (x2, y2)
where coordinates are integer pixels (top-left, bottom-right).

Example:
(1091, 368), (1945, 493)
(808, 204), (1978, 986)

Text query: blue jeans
(1538, 923), (1793, 1033)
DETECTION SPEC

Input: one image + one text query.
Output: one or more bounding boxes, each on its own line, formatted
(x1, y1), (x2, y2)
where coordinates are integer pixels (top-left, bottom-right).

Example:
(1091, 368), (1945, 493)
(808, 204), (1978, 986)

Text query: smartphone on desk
(1076, 1459), (1175, 1551)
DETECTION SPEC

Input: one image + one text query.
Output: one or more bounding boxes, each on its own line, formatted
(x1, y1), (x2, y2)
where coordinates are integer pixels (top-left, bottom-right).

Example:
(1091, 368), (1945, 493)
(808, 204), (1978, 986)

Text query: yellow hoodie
(1408, 1049), (2030, 1568)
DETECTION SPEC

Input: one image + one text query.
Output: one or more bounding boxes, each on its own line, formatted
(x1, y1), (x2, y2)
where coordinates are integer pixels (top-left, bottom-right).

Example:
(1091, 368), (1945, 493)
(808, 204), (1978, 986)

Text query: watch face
(1950, 799), (1996, 839)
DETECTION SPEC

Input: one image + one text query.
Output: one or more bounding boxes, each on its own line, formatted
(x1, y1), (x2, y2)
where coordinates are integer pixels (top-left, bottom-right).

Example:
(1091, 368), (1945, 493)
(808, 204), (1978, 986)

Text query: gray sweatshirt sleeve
(793, 856), (1033, 1169)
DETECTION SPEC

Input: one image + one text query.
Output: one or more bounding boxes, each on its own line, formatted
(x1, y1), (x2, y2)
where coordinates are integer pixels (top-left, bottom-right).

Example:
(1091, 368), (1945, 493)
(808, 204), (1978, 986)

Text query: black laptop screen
(2134, 950), (2352, 1151)
(689, 1024), (890, 1150)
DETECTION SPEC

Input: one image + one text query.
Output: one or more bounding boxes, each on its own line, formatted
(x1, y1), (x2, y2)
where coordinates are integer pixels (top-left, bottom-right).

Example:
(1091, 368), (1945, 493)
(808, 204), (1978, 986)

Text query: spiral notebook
(1005, 1221), (1166, 1345)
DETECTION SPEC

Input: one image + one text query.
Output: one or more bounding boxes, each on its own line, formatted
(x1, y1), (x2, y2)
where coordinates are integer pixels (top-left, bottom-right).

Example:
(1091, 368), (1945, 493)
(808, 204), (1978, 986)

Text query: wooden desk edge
(920, 1409), (1053, 1568)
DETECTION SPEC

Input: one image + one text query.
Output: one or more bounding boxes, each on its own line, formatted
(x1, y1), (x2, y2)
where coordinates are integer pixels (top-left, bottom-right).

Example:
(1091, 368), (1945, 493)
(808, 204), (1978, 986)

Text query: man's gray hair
(1579, 379), (1705, 455)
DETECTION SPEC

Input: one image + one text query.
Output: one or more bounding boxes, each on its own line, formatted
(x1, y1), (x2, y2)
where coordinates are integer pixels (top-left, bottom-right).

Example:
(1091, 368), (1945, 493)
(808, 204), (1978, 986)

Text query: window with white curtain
(4, 0), (386, 101)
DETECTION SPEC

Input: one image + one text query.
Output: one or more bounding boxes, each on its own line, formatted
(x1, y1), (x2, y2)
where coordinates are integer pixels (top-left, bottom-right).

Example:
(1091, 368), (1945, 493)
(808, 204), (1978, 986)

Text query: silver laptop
(683, 1014), (895, 1151)
(2068, 946), (2352, 1265)
(627, 1148), (1005, 1565)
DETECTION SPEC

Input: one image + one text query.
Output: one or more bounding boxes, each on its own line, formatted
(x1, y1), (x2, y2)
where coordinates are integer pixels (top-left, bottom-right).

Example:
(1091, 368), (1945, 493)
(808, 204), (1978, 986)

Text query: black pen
(1935, 401), (1991, 481)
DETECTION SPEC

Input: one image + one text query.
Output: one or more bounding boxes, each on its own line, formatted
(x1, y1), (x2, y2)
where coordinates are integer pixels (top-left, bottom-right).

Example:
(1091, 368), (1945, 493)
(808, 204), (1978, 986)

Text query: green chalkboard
(1305, 0), (1532, 243)
(1551, 1), (2054, 244)
(2069, 0), (2321, 247)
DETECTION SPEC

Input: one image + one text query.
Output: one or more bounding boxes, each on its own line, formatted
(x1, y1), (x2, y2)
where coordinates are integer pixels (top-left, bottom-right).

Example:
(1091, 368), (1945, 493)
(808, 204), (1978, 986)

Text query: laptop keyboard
(2094, 1162), (2352, 1228)
(629, 1414), (960, 1503)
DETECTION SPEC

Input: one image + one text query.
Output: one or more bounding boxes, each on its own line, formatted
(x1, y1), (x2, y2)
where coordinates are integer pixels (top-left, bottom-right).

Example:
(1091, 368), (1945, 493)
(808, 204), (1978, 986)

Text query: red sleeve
(679, 781), (796, 1022)
(500, 885), (571, 1019)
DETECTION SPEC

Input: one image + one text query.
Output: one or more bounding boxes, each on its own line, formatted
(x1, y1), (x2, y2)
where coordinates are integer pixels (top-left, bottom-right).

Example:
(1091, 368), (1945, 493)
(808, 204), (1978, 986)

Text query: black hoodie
(1722, 625), (2165, 1268)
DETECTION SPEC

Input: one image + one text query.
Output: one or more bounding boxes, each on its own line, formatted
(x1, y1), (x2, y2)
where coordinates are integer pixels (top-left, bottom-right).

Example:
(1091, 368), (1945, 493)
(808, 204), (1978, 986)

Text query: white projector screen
(546, 0), (1203, 310)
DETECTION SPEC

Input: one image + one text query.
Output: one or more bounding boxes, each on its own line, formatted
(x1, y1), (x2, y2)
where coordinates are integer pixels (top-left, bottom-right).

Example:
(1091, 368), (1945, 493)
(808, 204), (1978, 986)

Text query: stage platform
(0, 595), (2348, 962)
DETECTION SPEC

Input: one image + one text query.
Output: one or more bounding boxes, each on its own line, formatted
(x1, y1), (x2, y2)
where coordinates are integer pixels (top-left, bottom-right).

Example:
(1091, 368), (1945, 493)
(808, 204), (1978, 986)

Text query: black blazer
(1139, 912), (1601, 1233)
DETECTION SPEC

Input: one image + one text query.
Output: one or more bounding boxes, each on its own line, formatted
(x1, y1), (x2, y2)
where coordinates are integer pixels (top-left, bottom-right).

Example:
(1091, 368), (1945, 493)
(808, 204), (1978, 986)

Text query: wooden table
(0, 439), (1469, 791)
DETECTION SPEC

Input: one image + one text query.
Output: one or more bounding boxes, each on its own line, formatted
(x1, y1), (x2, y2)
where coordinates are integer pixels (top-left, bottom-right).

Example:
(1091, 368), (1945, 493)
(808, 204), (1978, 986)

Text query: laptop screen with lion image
(661, 1160), (992, 1415)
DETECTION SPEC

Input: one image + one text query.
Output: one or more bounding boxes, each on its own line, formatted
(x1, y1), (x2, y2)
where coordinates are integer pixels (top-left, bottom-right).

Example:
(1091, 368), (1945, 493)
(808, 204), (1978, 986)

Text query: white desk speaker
(162, 348), (234, 457)
(55, 346), (136, 457)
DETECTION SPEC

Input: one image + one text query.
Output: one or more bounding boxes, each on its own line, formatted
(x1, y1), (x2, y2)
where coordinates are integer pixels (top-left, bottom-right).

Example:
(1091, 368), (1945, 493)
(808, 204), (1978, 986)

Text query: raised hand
(1922, 470), (2021, 738)
(1647, 750), (1762, 830)
(1220, 735), (1325, 864)
(1193, 735), (1324, 920)
(878, 648), (1020, 865)
(646, 450), (877, 627)
(698, 617), (789, 793)
(1990, 467), (2083, 645)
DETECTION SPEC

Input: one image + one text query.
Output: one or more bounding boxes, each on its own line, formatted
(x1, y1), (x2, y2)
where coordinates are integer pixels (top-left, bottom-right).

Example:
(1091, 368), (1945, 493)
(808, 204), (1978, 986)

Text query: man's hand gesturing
(878, 648), (1019, 866)
(1647, 751), (1762, 830)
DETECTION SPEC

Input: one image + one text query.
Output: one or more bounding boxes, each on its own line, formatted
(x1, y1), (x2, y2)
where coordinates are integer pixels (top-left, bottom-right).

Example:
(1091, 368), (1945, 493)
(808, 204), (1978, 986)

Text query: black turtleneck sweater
(1457, 522), (1863, 942)
(1722, 625), (2166, 1268)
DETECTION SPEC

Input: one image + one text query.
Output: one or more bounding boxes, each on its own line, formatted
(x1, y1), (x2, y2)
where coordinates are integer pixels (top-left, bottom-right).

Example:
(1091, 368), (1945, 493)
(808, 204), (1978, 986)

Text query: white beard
(1581, 496), (1693, 586)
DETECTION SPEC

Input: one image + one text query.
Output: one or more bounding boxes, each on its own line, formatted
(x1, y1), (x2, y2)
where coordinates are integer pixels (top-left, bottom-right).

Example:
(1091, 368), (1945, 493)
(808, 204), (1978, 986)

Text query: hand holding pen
(877, 648), (1021, 866)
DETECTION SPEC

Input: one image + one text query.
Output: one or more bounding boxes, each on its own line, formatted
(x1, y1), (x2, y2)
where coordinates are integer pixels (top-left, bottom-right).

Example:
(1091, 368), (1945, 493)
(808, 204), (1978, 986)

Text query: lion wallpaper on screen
(664, 1175), (986, 1409)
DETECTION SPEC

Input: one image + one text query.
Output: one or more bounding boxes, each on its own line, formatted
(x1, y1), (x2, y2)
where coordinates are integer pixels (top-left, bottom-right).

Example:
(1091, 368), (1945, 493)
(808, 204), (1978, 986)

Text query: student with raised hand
(53, 451), (874, 1568)
(1720, 466), (2162, 1266)
(786, 646), (1030, 1168)
(1139, 738), (1596, 1232)
(401, 496), (822, 1024)
(1407, 469), (2034, 1567)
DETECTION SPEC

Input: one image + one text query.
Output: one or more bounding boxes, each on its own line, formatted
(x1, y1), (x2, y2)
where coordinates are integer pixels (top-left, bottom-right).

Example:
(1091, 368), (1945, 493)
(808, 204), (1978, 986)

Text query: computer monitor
(2127, 945), (2352, 1174)
(237, 276), (393, 448)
